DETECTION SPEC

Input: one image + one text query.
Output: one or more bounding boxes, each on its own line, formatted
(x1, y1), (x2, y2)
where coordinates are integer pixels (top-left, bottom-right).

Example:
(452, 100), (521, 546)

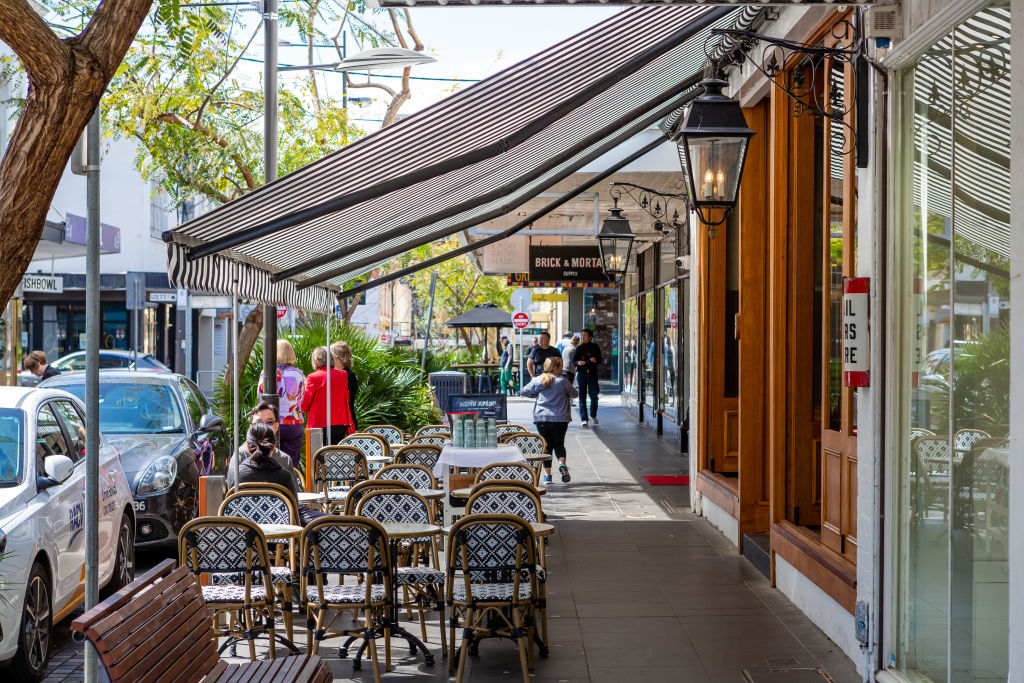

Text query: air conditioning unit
(866, 5), (902, 42)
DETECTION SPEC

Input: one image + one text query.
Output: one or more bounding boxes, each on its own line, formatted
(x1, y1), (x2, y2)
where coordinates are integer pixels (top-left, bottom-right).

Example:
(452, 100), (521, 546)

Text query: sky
(270, 5), (620, 132)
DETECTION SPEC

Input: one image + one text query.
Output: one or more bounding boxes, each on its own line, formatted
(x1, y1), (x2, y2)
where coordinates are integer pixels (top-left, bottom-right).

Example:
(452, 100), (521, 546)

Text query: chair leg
(448, 610), (458, 673)
(513, 608), (530, 683)
(384, 610), (392, 672)
(364, 610), (382, 683)
(456, 608), (473, 683)
(266, 607), (276, 659)
(281, 585), (294, 643)
(310, 609), (324, 655)
(243, 608), (257, 661)
(438, 599), (447, 655)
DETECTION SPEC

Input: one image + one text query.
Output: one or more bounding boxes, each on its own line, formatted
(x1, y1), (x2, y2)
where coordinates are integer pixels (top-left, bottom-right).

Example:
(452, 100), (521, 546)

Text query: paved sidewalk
(43, 397), (860, 682)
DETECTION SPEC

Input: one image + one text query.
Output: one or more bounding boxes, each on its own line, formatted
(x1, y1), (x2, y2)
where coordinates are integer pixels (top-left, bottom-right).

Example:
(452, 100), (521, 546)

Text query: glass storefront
(623, 298), (638, 395)
(661, 285), (678, 418)
(583, 290), (619, 384)
(892, 5), (1010, 680)
(641, 291), (656, 406)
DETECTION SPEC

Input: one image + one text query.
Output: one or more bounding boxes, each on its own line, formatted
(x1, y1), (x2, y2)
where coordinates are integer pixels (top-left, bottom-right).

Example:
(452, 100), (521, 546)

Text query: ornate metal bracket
(708, 16), (862, 157)
(609, 182), (688, 235)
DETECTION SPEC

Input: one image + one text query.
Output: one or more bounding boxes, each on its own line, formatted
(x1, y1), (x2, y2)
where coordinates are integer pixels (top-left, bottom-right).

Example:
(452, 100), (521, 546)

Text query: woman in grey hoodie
(521, 356), (579, 484)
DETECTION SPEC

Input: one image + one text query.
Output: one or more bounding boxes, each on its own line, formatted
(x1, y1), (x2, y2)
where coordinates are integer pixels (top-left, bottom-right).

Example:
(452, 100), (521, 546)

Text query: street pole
(421, 270), (437, 369)
(83, 108), (100, 683)
(261, 0), (280, 411)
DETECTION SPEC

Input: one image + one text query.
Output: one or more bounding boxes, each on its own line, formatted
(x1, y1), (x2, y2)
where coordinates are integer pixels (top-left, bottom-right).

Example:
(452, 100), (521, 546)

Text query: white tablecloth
(433, 443), (524, 477)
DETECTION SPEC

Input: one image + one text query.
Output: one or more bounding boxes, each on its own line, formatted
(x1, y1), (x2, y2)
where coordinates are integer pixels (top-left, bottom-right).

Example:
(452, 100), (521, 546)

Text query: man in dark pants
(572, 328), (603, 427)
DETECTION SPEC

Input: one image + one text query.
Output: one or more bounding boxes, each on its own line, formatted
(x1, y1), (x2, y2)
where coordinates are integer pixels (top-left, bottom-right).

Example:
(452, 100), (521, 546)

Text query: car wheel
(11, 563), (51, 682)
(103, 515), (135, 597)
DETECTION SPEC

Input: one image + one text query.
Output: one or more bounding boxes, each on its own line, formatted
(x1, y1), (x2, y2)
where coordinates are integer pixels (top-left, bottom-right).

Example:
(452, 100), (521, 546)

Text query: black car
(40, 370), (222, 547)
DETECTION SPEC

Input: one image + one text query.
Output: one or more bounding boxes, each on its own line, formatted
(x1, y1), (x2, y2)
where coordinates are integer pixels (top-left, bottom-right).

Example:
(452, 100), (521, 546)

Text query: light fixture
(597, 197), (635, 283)
(671, 78), (755, 230)
(334, 47), (437, 72)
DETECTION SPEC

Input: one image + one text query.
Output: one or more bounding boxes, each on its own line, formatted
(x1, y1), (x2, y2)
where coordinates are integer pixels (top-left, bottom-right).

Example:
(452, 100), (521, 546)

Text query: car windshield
(139, 356), (171, 372)
(0, 408), (24, 485)
(57, 382), (184, 434)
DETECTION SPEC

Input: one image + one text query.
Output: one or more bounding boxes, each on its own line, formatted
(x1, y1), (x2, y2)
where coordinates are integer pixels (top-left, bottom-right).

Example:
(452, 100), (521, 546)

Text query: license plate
(132, 500), (146, 512)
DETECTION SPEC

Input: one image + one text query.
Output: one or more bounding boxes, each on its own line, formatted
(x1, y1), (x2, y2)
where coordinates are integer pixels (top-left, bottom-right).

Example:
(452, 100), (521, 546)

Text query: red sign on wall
(843, 277), (870, 388)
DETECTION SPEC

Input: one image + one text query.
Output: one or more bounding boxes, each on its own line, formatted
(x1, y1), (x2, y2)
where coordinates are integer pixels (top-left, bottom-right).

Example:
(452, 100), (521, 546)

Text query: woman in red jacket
(301, 346), (354, 445)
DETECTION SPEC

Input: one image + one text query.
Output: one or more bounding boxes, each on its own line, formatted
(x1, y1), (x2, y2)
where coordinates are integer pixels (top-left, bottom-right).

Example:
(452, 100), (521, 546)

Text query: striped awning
(165, 5), (740, 302)
(366, 0), (893, 7)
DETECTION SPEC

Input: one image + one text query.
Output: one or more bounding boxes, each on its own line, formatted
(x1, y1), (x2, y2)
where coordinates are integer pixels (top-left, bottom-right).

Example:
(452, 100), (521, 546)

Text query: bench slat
(202, 657), (331, 683)
(88, 567), (198, 644)
(139, 611), (219, 683)
(72, 560), (178, 633)
(106, 597), (207, 677)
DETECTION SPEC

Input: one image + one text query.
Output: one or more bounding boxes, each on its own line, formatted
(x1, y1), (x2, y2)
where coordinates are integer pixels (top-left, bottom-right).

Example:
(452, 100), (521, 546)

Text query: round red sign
(512, 311), (530, 329)
(276, 306), (287, 319)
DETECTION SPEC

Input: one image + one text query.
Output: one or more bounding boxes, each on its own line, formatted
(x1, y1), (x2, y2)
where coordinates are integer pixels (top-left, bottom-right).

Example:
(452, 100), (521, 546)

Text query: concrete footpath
(43, 396), (860, 682)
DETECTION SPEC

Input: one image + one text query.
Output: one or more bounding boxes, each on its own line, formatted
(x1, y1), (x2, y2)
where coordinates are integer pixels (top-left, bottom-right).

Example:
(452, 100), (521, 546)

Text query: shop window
(892, 6), (1010, 680)
(641, 291), (656, 406)
(583, 291), (619, 383)
(661, 285), (679, 418)
(623, 298), (638, 395)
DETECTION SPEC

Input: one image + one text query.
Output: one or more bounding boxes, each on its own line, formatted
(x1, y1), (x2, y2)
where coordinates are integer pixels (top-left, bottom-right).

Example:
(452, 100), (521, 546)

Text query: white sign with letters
(843, 277), (869, 387)
(22, 274), (63, 294)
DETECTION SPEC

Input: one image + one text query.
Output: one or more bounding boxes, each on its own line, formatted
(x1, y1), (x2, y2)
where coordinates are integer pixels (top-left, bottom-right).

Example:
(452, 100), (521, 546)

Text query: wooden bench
(71, 559), (331, 683)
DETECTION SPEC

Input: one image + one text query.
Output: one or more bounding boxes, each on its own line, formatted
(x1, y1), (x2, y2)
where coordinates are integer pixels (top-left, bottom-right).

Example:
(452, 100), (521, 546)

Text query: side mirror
(43, 455), (74, 485)
(198, 414), (224, 434)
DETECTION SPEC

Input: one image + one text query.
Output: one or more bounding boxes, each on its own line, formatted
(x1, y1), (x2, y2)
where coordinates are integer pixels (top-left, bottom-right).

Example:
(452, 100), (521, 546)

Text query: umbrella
(446, 303), (512, 363)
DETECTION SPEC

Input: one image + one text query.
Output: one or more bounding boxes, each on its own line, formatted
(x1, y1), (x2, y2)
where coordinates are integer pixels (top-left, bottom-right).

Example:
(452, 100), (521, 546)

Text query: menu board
(448, 394), (507, 420)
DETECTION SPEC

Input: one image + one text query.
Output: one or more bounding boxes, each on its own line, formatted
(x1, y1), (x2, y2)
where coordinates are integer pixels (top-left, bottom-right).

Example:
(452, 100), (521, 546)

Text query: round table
(297, 491), (326, 505)
(381, 522), (442, 539)
(414, 488), (445, 500)
(450, 486), (546, 499)
(258, 523), (303, 541)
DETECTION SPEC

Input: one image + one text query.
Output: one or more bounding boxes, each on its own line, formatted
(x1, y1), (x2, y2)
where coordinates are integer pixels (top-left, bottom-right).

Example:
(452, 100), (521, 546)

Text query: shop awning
(367, 0), (894, 6)
(164, 5), (740, 306)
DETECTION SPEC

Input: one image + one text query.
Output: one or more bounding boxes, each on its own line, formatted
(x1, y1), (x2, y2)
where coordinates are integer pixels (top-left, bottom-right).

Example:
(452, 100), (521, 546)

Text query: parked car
(18, 350), (171, 387)
(0, 386), (135, 680)
(40, 371), (222, 548)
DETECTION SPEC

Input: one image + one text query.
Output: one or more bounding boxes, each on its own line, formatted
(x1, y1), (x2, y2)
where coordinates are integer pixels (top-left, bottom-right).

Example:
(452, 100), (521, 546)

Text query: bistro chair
(178, 516), (278, 661)
(219, 487), (300, 641)
(475, 462), (538, 487)
(300, 517), (392, 682)
(914, 436), (952, 518)
(365, 424), (405, 447)
(415, 424), (451, 437)
(465, 484), (549, 653)
(496, 423), (529, 439)
(374, 463), (437, 490)
(313, 445), (368, 512)
(408, 434), (449, 448)
(954, 428), (990, 454)
(341, 433), (392, 473)
(446, 514), (539, 682)
(394, 444), (442, 470)
(499, 432), (547, 480)
(356, 490), (447, 654)
(909, 427), (935, 441)
(342, 479), (414, 516)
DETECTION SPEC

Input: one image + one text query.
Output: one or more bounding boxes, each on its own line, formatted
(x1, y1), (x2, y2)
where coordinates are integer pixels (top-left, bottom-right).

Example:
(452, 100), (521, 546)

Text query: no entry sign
(512, 311), (531, 329)
(843, 277), (869, 387)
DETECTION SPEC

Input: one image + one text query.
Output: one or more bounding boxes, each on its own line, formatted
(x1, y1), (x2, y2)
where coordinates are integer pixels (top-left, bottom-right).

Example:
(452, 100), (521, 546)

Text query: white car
(0, 387), (135, 680)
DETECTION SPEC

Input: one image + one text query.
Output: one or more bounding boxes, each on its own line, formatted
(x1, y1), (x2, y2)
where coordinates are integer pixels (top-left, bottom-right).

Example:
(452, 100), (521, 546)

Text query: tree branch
(403, 9), (424, 52)
(388, 10), (408, 49)
(78, 0), (154, 78)
(345, 76), (397, 99)
(156, 112), (258, 190)
(0, 0), (69, 83)
(194, 22), (263, 125)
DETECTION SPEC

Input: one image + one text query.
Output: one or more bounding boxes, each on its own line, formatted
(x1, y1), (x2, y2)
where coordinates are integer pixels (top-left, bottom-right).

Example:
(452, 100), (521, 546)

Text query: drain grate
(743, 669), (831, 682)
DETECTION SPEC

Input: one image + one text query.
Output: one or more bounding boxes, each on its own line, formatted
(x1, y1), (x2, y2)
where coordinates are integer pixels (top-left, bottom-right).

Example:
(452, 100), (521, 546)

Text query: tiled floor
(43, 396), (862, 682)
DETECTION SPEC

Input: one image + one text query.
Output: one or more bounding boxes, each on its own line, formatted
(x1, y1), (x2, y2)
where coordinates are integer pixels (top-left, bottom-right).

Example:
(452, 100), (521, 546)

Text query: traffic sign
(276, 306), (288, 319)
(512, 311), (531, 329)
(380, 332), (388, 342)
(511, 287), (532, 313)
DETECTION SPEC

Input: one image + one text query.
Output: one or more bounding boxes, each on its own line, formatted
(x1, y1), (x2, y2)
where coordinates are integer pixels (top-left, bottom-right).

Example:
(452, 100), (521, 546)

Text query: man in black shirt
(572, 328), (603, 426)
(527, 332), (561, 379)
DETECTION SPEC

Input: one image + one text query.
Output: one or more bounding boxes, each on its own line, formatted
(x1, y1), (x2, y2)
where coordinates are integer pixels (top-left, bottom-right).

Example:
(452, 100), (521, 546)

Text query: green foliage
(952, 324), (1010, 433)
(213, 316), (442, 470)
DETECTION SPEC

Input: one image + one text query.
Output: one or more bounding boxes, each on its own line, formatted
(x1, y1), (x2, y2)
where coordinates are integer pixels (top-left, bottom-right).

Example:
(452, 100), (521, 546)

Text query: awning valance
(165, 5), (740, 300)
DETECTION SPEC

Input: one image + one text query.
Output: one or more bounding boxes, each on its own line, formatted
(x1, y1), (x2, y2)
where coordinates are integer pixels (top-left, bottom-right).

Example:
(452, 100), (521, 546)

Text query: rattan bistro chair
(393, 444), (443, 470)
(365, 424), (404, 447)
(341, 433), (392, 466)
(407, 434), (448, 448)
(415, 424), (451, 437)
(300, 517), (392, 683)
(954, 428), (990, 454)
(446, 514), (539, 682)
(178, 517), (278, 661)
(356, 490), (447, 655)
(313, 445), (368, 512)
(475, 462), (538, 487)
(374, 463), (437, 490)
(341, 480), (414, 516)
(496, 424), (529, 439)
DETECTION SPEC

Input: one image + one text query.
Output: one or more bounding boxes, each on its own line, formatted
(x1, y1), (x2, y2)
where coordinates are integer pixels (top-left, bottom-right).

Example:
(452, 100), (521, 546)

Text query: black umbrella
(445, 303), (512, 363)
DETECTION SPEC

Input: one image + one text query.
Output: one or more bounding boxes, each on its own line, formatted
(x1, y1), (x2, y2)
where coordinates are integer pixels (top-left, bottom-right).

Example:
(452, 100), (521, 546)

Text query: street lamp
(597, 197), (635, 283)
(671, 78), (755, 231)
(333, 47), (436, 72)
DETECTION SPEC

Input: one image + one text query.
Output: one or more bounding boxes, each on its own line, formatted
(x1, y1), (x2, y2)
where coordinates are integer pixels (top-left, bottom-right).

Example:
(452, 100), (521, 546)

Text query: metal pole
(420, 270), (437, 370)
(184, 291), (193, 380)
(232, 265), (240, 489)
(83, 107), (100, 683)
(261, 0), (280, 410)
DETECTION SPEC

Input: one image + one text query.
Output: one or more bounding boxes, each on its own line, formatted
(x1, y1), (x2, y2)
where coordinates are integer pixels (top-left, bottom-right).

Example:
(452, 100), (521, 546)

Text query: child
(520, 356), (578, 484)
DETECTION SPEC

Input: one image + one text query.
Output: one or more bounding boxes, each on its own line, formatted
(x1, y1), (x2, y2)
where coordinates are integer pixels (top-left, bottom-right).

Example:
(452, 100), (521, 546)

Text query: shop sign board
(21, 274), (63, 294)
(532, 292), (568, 302)
(481, 236), (528, 273)
(843, 277), (869, 387)
(448, 394), (507, 421)
(148, 292), (177, 303)
(528, 245), (610, 283)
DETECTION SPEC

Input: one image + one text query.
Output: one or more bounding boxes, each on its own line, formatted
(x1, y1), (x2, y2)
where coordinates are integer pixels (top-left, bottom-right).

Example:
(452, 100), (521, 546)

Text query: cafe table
(257, 523), (303, 567)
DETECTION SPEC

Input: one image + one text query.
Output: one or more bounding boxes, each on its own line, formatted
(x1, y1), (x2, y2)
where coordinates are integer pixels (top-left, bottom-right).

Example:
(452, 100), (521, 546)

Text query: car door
(52, 400), (118, 582)
(35, 403), (85, 604)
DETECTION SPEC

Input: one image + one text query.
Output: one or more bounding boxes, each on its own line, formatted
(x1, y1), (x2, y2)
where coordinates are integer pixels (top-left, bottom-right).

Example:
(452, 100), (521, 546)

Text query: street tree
(0, 0), (153, 309)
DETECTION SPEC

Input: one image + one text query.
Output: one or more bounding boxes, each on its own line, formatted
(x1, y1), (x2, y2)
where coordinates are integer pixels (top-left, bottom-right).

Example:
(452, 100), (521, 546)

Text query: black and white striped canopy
(366, 0), (892, 6)
(165, 5), (740, 303)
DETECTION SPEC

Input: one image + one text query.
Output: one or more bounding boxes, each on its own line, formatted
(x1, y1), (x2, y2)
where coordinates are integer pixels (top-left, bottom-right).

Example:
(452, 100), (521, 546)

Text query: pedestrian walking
(331, 340), (360, 432)
(257, 339), (306, 467)
(520, 356), (578, 484)
(23, 350), (60, 380)
(562, 335), (579, 383)
(555, 331), (573, 353)
(526, 331), (561, 379)
(301, 345), (354, 445)
(498, 335), (517, 395)
(572, 328), (603, 427)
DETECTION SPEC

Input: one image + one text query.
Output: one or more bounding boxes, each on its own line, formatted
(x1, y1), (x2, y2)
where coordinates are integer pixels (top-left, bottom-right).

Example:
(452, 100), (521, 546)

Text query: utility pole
(261, 0), (280, 411)
(83, 109), (101, 683)
(421, 270), (437, 369)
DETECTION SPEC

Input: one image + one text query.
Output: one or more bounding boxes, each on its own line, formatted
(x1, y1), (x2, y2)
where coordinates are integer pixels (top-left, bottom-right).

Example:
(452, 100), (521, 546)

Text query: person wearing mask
(257, 339), (306, 467)
(572, 328), (603, 427)
(331, 341), (360, 432)
(23, 350), (60, 380)
(526, 331), (561, 379)
(302, 346), (354, 445)
(562, 335), (580, 384)
(520, 357), (577, 484)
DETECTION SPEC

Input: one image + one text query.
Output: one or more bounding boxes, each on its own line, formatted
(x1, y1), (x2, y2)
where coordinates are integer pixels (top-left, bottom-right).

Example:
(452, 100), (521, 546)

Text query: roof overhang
(367, 0), (894, 6)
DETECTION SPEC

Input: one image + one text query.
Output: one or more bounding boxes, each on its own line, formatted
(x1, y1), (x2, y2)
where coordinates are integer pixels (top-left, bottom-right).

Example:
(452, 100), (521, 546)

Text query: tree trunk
(224, 306), (264, 386)
(458, 327), (474, 353)
(0, 0), (153, 308)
